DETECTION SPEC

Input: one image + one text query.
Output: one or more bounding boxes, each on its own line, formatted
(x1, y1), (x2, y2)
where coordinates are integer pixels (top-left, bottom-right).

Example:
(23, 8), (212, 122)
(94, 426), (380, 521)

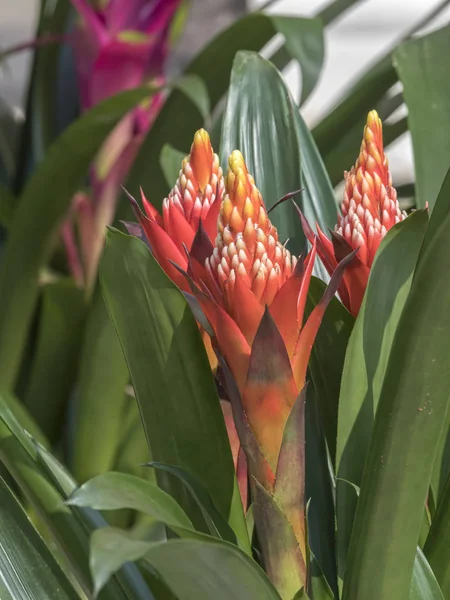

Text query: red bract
(180, 151), (355, 574)
(302, 110), (407, 316)
(132, 129), (225, 292)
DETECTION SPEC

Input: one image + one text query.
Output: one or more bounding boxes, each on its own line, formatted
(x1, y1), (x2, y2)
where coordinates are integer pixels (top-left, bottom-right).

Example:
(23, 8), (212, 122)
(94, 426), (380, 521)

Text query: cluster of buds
(302, 110), (407, 316)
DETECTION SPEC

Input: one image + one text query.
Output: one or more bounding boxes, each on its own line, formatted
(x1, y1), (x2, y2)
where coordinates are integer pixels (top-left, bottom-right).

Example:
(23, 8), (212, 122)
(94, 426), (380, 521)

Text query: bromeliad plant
(0, 1), (449, 599)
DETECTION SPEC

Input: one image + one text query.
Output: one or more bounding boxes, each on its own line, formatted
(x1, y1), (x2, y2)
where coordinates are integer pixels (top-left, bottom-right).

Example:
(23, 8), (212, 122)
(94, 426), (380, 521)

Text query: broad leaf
(342, 208), (450, 598)
(0, 477), (78, 600)
(67, 472), (202, 539)
(410, 547), (445, 600)
(394, 24), (450, 209)
(336, 210), (428, 580)
(124, 12), (324, 215)
(145, 538), (281, 600)
(100, 230), (248, 549)
(148, 462), (239, 547)
(90, 529), (280, 599)
(220, 51), (302, 246)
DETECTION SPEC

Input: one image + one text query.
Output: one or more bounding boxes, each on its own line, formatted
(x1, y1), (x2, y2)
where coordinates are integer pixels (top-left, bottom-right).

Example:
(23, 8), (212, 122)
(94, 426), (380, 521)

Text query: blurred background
(2, 0), (450, 184)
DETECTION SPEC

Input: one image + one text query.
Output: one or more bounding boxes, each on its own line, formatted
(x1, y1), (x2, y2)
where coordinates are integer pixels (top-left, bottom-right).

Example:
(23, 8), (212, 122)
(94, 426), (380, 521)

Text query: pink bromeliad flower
(64, 0), (183, 293)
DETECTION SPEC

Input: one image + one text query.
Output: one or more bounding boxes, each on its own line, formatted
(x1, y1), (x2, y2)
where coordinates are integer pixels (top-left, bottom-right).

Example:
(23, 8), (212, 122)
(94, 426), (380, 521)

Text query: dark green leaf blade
(342, 212), (450, 597)
(100, 230), (248, 549)
(220, 51), (302, 246)
(124, 13), (324, 216)
(336, 209), (428, 580)
(394, 24), (450, 209)
(0, 477), (79, 600)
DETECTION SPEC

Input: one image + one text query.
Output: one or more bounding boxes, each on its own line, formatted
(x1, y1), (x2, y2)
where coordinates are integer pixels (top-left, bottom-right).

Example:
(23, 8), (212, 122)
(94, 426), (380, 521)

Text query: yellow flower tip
(190, 129), (213, 192)
(364, 110), (383, 152)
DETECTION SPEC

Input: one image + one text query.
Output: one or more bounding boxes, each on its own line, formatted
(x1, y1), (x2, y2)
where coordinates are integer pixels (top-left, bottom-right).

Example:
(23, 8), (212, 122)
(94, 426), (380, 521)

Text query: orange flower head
(301, 110), (407, 316)
(161, 129), (225, 234)
(132, 129), (225, 292)
(337, 110), (406, 266)
(206, 151), (297, 334)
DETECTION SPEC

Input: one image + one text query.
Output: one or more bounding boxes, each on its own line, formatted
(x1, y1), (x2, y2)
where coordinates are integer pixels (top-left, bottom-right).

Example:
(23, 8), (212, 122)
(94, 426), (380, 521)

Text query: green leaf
(90, 527), (163, 597)
(410, 547), (445, 600)
(160, 144), (187, 188)
(91, 529), (280, 599)
(100, 230), (248, 549)
(220, 51), (302, 246)
(23, 280), (86, 441)
(0, 180), (16, 227)
(293, 109), (338, 234)
(73, 290), (130, 483)
(424, 475), (450, 596)
(148, 462), (239, 547)
(394, 25), (450, 209)
(310, 554), (335, 600)
(307, 277), (354, 463)
(0, 390), (49, 449)
(0, 84), (160, 390)
(67, 472), (202, 538)
(336, 209), (428, 580)
(0, 476), (79, 600)
(269, 16), (324, 105)
(124, 12), (324, 216)
(341, 208), (450, 597)
(144, 538), (281, 600)
(305, 385), (338, 598)
(0, 393), (153, 600)
(252, 479), (305, 600)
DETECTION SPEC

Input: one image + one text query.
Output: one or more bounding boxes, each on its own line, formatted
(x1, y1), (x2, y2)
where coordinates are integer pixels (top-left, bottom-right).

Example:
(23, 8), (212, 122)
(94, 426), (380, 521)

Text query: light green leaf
(410, 547), (444, 600)
(424, 475), (450, 596)
(67, 472), (201, 539)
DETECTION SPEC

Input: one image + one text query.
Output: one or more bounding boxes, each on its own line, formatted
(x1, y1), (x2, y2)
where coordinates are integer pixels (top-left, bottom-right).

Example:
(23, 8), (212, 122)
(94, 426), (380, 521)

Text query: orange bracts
(302, 110), (407, 316)
(131, 129), (225, 292)
(184, 151), (354, 474)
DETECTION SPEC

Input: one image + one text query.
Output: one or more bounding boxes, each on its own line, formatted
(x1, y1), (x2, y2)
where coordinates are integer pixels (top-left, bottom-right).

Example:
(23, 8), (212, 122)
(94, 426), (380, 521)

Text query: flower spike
(301, 110), (407, 316)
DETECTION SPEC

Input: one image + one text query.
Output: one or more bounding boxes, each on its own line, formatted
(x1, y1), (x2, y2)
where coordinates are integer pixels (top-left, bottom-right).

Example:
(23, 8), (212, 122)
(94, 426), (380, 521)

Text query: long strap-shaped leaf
(100, 229), (249, 550)
(342, 194), (450, 598)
